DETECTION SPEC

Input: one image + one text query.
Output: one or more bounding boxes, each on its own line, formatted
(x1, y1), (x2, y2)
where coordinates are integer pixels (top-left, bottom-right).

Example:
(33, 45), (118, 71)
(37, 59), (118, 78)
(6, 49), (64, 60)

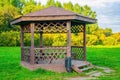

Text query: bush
(0, 31), (20, 46)
(103, 37), (116, 45)
(0, 31), (120, 46)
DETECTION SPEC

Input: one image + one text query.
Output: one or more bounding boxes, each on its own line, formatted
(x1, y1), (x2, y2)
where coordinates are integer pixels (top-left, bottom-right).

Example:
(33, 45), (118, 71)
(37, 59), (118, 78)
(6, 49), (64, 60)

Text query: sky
(36, 0), (120, 32)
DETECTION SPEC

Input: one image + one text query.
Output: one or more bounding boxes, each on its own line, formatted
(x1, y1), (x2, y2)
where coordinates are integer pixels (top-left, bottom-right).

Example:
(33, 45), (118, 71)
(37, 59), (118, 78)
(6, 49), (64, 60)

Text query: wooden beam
(83, 24), (86, 61)
(67, 21), (71, 57)
(30, 23), (35, 64)
(20, 26), (24, 61)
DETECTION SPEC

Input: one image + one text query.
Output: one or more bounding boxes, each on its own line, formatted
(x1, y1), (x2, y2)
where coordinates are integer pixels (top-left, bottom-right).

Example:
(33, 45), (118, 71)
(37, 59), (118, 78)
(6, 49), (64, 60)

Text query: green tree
(22, 0), (41, 14)
(0, 4), (20, 31)
(73, 3), (82, 14)
(55, 1), (62, 8)
(104, 28), (112, 37)
(82, 5), (96, 18)
(46, 0), (55, 7)
(63, 2), (73, 11)
(0, 0), (21, 9)
(103, 36), (116, 45)
(86, 24), (99, 34)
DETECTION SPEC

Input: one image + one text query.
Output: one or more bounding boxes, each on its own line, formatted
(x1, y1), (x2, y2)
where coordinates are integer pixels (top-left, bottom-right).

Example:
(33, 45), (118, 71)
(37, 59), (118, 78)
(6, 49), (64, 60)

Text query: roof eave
(10, 17), (22, 25)
(10, 15), (97, 25)
(75, 15), (97, 24)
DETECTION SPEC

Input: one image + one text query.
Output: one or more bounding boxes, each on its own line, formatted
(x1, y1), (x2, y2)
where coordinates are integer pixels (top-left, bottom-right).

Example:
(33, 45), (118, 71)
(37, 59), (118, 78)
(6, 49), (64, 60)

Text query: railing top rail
(34, 46), (67, 50)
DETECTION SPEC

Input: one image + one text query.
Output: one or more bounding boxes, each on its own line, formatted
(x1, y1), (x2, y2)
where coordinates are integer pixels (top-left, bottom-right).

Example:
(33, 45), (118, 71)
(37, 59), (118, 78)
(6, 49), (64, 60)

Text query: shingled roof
(11, 6), (97, 25)
(25, 6), (76, 16)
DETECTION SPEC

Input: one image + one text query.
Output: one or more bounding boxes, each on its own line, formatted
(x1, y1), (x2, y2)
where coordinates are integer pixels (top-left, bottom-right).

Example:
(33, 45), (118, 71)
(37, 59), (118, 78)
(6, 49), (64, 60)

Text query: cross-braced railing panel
(23, 24), (31, 32)
(71, 46), (84, 60)
(23, 47), (30, 62)
(71, 25), (84, 33)
(22, 22), (84, 33)
(71, 24), (84, 60)
(34, 47), (66, 64)
(34, 22), (67, 33)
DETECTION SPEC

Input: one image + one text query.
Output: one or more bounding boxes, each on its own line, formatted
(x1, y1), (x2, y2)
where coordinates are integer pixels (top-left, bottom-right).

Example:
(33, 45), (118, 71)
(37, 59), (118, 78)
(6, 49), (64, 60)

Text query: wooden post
(30, 23), (35, 64)
(20, 26), (24, 61)
(67, 21), (71, 57)
(65, 21), (72, 72)
(83, 24), (86, 61)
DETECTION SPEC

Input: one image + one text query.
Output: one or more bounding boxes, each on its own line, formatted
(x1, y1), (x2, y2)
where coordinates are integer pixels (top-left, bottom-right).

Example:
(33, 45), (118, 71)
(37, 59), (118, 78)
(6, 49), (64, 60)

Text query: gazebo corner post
(83, 24), (86, 61)
(65, 21), (72, 72)
(30, 23), (35, 64)
(20, 25), (24, 61)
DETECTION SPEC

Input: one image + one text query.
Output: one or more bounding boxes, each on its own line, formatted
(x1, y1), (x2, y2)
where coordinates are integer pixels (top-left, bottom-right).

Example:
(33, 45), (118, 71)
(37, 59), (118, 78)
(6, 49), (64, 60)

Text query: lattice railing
(34, 22), (67, 33)
(23, 24), (30, 32)
(71, 46), (84, 60)
(71, 25), (84, 33)
(71, 24), (84, 60)
(23, 47), (30, 62)
(22, 22), (84, 33)
(34, 47), (67, 64)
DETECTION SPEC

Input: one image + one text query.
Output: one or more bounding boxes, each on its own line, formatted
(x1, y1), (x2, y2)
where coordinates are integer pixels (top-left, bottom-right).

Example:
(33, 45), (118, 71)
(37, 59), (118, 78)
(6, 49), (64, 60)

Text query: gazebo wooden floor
(21, 60), (93, 73)
(21, 61), (66, 73)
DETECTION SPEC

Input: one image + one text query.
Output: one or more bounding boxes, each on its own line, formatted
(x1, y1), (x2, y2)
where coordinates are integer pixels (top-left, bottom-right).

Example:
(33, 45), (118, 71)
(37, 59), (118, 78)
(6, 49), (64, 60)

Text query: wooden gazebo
(11, 6), (97, 73)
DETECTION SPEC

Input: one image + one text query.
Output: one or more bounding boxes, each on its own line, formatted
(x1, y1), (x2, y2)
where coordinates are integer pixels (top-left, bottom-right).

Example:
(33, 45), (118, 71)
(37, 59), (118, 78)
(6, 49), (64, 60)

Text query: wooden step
(72, 65), (82, 73)
(71, 60), (94, 73)
(75, 63), (90, 68)
(81, 67), (93, 72)
(72, 60), (90, 67)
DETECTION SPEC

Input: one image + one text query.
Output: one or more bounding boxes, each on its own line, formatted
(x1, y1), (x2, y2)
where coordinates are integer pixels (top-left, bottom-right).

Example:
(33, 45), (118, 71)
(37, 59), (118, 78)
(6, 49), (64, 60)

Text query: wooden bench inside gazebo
(11, 6), (97, 73)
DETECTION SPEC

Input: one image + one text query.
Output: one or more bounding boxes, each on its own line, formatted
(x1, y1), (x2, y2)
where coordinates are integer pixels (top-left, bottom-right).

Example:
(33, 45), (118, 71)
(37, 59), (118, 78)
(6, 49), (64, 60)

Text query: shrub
(0, 31), (20, 46)
(0, 31), (120, 46)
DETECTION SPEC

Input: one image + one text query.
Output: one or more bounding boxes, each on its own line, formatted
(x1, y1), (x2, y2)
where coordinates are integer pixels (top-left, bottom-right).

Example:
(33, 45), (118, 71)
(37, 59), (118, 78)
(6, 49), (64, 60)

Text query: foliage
(0, 31), (120, 46)
(46, 0), (55, 7)
(0, 31), (20, 46)
(21, 0), (42, 14)
(86, 34), (98, 45)
(0, 0), (119, 46)
(0, 0), (97, 32)
(0, 4), (20, 31)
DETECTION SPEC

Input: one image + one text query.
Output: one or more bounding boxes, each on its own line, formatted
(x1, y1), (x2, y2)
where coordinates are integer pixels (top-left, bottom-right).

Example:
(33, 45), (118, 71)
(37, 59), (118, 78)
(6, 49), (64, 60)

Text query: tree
(111, 33), (120, 45)
(0, 4), (20, 31)
(55, 1), (62, 8)
(86, 24), (99, 34)
(104, 28), (112, 37)
(103, 36), (116, 45)
(22, 0), (41, 15)
(0, 0), (21, 9)
(46, 0), (55, 7)
(63, 2), (73, 11)
(82, 5), (96, 18)
(73, 3), (82, 14)
(86, 34), (98, 45)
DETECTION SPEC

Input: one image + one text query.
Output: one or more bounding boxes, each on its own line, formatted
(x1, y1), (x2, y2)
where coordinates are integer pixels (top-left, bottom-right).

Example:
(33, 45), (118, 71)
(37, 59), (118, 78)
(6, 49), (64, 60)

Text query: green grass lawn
(87, 47), (120, 80)
(0, 47), (120, 80)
